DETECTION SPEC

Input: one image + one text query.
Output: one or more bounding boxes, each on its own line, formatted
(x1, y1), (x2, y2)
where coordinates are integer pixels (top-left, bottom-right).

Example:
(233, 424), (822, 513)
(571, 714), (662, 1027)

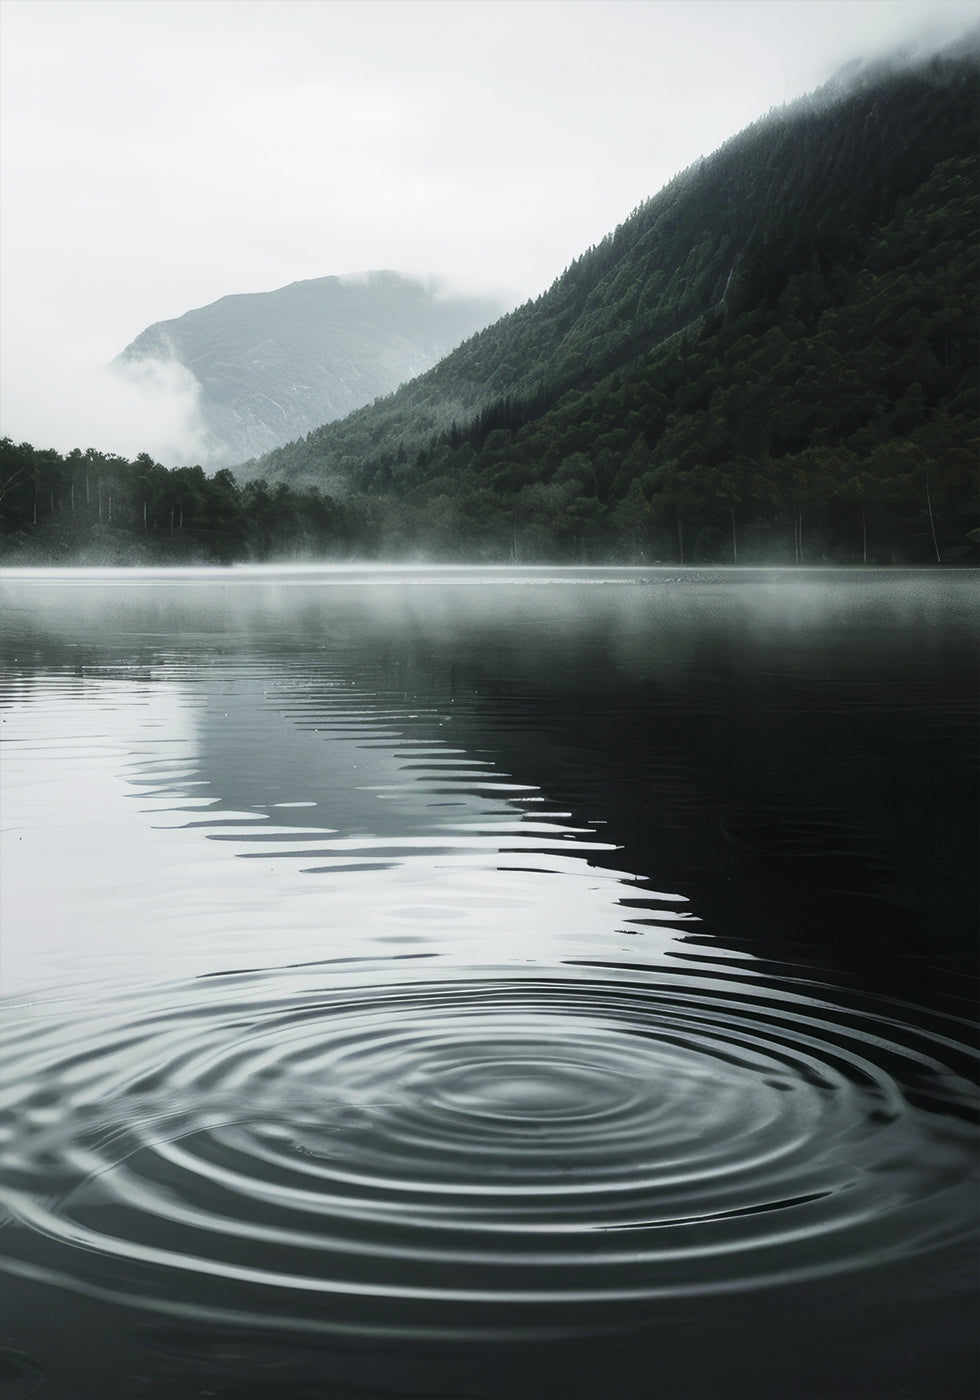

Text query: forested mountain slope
(115, 272), (504, 466)
(3, 40), (976, 566)
(240, 39), (978, 564)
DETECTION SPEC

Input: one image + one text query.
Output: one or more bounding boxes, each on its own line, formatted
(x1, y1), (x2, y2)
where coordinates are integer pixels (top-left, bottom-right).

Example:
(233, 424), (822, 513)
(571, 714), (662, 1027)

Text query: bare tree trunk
(861, 508), (867, 565)
(677, 518), (685, 565)
(925, 472), (941, 564)
(731, 506), (738, 564)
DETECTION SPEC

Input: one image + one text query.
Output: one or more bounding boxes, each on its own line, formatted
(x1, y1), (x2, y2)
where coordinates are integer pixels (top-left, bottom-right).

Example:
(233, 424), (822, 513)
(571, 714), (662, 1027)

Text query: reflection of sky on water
(3, 565), (976, 1002)
(0, 659), (692, 998)
(1, 569), (976, 1400)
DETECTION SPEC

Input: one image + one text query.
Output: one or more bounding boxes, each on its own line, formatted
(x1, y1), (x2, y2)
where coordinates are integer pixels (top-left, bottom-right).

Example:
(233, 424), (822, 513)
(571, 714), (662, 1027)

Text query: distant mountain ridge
(114, 272), (505, 466)
(4, 34), (976, 567)
(234, 34), (978, 564)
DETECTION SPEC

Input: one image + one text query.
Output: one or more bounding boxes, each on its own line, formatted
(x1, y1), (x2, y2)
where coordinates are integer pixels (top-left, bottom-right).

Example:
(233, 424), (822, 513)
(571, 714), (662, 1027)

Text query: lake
(0, 565), (977, 1400)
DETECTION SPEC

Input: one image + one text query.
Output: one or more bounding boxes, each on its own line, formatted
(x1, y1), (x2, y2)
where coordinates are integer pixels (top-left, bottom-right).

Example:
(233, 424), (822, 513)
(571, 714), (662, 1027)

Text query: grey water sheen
(0, 566), (976, 1400)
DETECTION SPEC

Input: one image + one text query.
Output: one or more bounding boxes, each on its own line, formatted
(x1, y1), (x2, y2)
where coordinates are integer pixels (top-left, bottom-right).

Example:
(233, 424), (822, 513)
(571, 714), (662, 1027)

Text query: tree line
(2, 47), (976, 567)
(222, 48), (977, 566)
(0, 444), (352, 564)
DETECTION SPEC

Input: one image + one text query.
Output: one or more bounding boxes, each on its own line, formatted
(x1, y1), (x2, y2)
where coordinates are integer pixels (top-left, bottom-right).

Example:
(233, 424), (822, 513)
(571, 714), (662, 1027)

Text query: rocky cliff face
(113, 272), (505, 465)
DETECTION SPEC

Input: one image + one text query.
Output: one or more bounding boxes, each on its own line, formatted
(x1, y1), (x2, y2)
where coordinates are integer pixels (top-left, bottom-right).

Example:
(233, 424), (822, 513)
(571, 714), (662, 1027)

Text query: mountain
(239, 35), (978, 565)
(114, 272), (506, 466)
(4, 37), (977, 567)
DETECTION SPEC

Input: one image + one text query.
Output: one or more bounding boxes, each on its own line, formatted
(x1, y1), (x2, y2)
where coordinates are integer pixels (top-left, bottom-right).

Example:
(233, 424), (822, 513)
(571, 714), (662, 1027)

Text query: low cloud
(1, 348), (218, 468)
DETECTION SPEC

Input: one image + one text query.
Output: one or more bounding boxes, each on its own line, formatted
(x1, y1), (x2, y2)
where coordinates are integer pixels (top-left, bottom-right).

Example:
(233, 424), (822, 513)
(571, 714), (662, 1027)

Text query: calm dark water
(0, 566), (977, 1400)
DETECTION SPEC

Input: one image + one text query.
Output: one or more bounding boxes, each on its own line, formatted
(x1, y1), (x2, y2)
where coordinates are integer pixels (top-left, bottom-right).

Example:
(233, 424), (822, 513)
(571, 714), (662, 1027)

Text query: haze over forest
(1, 21), (977, 567)
(3, 0), (977, 456)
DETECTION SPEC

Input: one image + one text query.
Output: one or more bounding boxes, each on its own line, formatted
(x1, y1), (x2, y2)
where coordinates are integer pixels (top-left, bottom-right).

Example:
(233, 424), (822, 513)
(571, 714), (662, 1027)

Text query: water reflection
(0, 650), (691, 994)
(0, 567), (977, 1399)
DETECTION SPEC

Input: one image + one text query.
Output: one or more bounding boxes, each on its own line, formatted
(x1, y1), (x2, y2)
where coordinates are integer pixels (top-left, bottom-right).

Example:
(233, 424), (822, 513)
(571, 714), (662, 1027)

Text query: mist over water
(0, 566), (976, 1399)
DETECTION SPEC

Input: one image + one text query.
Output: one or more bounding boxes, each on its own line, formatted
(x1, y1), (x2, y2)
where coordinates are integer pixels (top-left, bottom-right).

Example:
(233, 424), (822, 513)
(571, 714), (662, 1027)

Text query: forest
(1, 43), (977, 567)
(0, 446), (352, 565)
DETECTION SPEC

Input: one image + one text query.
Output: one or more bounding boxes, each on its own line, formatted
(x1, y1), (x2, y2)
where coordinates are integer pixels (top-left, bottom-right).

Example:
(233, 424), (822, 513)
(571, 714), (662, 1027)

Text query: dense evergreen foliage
(238, 42), (980, 565)
(2, 41), (977, 565)
(0, 445), (351, 564)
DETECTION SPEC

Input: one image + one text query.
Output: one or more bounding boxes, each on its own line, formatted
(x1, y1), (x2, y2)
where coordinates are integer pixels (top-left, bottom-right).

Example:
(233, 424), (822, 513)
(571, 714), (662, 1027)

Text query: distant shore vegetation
(0, 429), (975, 568)
(2, 46), (977, 570)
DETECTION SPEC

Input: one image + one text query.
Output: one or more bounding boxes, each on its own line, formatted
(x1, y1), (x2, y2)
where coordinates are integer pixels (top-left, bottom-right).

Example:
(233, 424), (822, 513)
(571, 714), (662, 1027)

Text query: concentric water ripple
(2, 569), (977, 1395)
(2, 963), (976, 1339)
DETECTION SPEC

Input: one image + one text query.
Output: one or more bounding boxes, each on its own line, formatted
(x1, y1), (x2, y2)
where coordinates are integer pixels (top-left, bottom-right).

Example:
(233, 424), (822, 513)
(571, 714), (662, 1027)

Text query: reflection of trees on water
(2, 573), (976, 1000)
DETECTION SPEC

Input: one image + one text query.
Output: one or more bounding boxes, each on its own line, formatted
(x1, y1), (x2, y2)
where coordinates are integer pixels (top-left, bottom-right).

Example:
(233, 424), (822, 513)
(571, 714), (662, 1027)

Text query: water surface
(1, 566), (976, 1399)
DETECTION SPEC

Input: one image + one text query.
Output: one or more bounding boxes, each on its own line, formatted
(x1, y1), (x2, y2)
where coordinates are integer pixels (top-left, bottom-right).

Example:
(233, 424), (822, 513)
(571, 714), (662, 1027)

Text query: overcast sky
(1, 0), (976, 464)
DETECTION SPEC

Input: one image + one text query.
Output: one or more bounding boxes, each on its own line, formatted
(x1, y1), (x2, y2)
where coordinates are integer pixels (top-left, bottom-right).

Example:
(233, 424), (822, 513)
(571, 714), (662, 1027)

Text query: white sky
(1, 0), (976, 464)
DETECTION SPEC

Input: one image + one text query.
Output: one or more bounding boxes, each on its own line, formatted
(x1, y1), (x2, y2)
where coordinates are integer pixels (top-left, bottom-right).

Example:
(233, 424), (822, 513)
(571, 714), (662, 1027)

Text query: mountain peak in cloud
(820, 22), (979, 97)
(113, 272), (506, 466)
